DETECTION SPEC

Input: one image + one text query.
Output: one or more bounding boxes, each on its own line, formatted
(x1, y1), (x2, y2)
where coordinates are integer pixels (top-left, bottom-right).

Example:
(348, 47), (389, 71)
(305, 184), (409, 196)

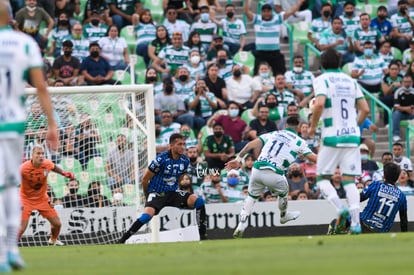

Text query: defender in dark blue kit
(119, 134), (207, 243)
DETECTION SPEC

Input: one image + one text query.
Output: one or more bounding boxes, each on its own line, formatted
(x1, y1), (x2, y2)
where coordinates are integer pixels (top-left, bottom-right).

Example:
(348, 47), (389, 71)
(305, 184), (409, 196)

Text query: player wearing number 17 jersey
(308, 49), (369, 234)
(226, 116), (317, 238)
(0, 1), (58, 272)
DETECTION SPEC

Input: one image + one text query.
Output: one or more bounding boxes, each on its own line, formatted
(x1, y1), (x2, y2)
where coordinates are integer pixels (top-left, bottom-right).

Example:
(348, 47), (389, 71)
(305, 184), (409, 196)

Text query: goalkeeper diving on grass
(19, 145), (75, 246)
(118, 133), (207, 243)
(225, 116), (317, 238)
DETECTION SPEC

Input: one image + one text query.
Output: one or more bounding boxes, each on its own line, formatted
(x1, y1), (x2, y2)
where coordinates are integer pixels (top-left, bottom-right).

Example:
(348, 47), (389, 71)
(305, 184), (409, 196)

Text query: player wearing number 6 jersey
(226, 116), (317, 238)
(308, 48), (369, 235)
(118, 133), (207, 243)
(0, 1), (58, 272)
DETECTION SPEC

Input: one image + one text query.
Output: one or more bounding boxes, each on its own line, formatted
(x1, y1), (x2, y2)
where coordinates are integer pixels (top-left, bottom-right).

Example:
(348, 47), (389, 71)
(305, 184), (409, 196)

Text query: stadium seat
(130, 54), (147, 83)
(233, 51), (255, 76)
(120, 25), (137, 54)
(86, 156), (108, 182)
(113, 70), (132, 85)
(100, 184), (113, 201)
(58, 157), (83, 175)
(144, 0), (164, 24)
(356, 2), (381, 19)
(391, 47), (402, 60)
(78, 171), (90, 195)
(47, 172), (67, 198)
(240, 109), (255, 125)
(291, 21), (310, 45)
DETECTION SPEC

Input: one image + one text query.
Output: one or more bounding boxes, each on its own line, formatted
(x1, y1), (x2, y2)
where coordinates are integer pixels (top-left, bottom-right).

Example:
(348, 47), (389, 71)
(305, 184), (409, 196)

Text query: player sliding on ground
(118, 134), (207, 243)
(328, 162), (408, 234)
(225, 116), (317, 238)
(19, 145), (75, 246)
(0, 0), (59, 272)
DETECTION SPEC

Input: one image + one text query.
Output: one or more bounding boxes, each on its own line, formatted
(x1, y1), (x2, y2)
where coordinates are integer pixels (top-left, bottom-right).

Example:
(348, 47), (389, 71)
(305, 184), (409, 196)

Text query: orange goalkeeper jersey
(20, 159), (55, 201)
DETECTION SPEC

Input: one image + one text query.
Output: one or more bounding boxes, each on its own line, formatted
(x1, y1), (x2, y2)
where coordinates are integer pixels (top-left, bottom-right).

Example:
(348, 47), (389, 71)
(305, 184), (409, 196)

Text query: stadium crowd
(8, 0), (414, 208)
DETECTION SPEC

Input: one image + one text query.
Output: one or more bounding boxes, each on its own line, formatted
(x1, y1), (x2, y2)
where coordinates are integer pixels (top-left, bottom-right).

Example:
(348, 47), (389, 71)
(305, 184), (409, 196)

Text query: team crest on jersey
(44, 170), (49, 176)
(350, 164), (356, 171)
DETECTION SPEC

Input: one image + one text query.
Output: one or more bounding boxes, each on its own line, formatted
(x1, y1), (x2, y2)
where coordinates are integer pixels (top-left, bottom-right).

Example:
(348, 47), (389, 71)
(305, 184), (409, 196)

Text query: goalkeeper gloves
(62, 171), (75, 180)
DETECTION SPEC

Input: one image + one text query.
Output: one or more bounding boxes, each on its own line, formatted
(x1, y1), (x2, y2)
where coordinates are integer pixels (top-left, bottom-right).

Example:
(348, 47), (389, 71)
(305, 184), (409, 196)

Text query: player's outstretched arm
(52, 165), (75, 180)
(225, 139), (263, 170)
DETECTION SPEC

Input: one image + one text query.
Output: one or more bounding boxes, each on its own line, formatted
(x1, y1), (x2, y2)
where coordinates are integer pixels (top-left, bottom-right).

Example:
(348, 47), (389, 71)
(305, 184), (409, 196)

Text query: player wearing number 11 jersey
(308, 49), (369, 234)
(226, 116), (317, 238)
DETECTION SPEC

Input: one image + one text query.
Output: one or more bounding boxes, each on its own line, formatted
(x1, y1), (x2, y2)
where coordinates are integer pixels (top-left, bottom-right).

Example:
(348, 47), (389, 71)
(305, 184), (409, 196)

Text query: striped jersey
(339, 14), (360, 37)
(313, 70), (363, 147)
(0, 26), (43, 137)
(198, 181), (227, 203)
(134, 23), (156, 44)
(186, 91), (217, 118)
(220, 18), (247, 45)
(352, 55), (386, 85)
(69, 36), (90, 63)
(360, 181), (407, 233)
(352, 27), (382, 48)
(284, 70), (314, 97)
(147, 150), (190, 193)
(50, 28), (70, 53)
(319, 28), (349, 55)
(83, 23), (108, 43)
(390, 11), (414, 34)
(309, 17), (331, 40)
(158, 45), (190, 74)
(252, 12), (283, 51)
(255, 129), (313, 174)
(190, 20), (217, 50)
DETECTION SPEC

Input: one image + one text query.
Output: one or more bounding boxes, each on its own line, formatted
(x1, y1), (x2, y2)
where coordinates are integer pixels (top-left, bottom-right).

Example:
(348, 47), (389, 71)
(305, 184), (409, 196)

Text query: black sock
(196, 206), (207, 240)
(118, 220), (144, 244)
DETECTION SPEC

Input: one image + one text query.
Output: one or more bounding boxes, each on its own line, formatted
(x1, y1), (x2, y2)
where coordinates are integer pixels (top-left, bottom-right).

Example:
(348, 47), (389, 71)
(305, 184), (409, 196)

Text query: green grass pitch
(18, 233), (414, 275)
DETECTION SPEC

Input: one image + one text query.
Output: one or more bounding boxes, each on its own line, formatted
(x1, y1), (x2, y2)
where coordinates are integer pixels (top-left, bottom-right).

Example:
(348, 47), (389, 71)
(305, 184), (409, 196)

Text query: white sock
(4, 187), (21, 254)
(0, 194), (7, 263)
(278, 195), (288, 217)
(318, 179), (344, 212)
(240, 196), (256, 222)
(343, 184), (361, 226)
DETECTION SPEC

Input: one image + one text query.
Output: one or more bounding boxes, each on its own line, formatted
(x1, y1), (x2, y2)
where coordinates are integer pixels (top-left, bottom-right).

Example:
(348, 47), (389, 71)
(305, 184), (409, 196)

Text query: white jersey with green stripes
(313, 70), (364, 147)
(0, 26), (43, 137)
(255, 129), (312, 173)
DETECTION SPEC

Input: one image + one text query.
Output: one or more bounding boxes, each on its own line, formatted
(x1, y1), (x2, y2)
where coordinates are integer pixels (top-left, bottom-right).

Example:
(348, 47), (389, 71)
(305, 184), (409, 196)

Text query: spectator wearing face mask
(84, 181), (111, 208)
(360, 144), (379, 178)
(83, 10), (109, 43)
(184, 49), (207, 81)
(284, 55), (315, 99)
(63, 179), (85, 208)
(208, 101), (248, 153)
(226, 64), (261, 109)
(287, 163), (310, 200)
(223, 169), (246, 203)
(190, 5), (217, 52)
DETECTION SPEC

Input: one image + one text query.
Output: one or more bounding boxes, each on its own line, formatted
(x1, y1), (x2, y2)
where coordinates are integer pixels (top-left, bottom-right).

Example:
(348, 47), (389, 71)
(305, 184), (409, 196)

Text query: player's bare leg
(0, 193), (11, 273)
(47, 217), (64, 246)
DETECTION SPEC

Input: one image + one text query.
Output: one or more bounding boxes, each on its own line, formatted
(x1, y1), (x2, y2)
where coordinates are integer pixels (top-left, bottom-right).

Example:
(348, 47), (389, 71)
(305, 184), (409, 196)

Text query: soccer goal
(21, 84), (156, 246)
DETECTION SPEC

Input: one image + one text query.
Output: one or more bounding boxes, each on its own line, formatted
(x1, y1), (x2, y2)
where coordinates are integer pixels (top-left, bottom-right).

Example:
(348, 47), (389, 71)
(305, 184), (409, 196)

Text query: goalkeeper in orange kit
(19, 145), (76, 246)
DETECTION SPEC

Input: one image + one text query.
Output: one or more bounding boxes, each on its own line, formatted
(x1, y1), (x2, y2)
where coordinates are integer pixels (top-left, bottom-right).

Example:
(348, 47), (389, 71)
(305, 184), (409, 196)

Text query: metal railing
(304, 43), (321, 71)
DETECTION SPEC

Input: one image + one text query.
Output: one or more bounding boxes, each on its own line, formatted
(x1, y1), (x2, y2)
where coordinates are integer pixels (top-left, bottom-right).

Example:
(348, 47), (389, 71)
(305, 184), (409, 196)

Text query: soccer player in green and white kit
(226, 116), (317, 238)
(308, 48), (369, 234)
(0, 1), (59, 272)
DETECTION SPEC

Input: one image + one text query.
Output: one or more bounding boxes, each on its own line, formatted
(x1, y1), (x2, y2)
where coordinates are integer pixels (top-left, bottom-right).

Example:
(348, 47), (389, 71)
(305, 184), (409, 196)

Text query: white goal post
(21, 84), (159, 246)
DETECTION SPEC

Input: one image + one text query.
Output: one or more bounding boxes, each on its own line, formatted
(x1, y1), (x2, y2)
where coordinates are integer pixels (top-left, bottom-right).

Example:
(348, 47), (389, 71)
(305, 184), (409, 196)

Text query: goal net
(20, 84), (156, 246)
